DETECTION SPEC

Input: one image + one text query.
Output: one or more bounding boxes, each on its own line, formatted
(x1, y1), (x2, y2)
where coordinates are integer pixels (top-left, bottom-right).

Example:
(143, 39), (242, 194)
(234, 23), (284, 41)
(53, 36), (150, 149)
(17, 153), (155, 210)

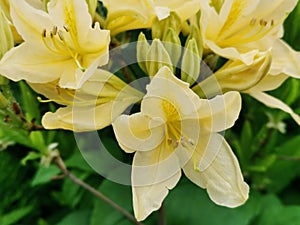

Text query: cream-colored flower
(30, 69), (143, 131)
(101, 0), (200, 35)
(245, 39), (300, 125)
(199, 0), (297, 64)
(113, 67), (249, 221)
(0, 0), (110, 89)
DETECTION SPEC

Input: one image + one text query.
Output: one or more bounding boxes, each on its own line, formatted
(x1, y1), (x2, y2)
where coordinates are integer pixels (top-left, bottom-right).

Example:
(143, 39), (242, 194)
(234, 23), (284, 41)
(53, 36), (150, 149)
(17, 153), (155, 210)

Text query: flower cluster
(0, 0), (299, 222)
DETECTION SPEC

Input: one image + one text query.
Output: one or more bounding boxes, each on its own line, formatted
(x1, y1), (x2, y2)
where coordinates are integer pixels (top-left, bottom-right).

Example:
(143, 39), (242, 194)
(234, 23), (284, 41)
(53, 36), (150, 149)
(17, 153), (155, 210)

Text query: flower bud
(152, 12), (182, 40)
(85, 0), (98, 19)
(181, 38), (201, 85)
(0, 10), (13, 59)
(137, 32), (151, 73)
(163, 28), (182, 68)
(146, 39), (173, 78)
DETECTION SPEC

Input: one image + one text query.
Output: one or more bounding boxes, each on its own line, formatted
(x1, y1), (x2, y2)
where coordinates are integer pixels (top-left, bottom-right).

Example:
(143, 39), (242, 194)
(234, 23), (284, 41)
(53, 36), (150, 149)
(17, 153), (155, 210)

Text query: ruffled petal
(113, 113), (165, 153)
(270, 39), (300, 78)
(198, 91), (242, 132)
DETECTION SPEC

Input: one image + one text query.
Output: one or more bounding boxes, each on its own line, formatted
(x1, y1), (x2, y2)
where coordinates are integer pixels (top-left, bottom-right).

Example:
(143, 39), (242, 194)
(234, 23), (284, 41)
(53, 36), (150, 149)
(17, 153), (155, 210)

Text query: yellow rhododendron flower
(243, 39), (300, 125)
(0, 0), (110, 89)
(29, 69), (144, 131)
(101, 0), (200, 35)
(199, 0), (298, 64)
(113, 67), (249, 221)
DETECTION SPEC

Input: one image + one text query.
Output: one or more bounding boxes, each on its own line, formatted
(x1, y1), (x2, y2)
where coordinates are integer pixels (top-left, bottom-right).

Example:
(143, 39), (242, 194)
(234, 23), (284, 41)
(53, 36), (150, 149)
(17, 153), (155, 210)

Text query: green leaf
(165, 178), (260, 225)
(31, 165), (60, 186)
(56, 210), (91, 225)
(0, 125), (33, 149)
(0, 205), (33, 225)
(19, 81), (41, 122)
(90, 180), (133, 225)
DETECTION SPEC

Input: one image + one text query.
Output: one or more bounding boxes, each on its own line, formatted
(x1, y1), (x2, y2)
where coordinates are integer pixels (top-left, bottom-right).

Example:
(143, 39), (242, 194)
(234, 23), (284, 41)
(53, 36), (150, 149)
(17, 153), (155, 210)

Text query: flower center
(41, 25), (86, 72)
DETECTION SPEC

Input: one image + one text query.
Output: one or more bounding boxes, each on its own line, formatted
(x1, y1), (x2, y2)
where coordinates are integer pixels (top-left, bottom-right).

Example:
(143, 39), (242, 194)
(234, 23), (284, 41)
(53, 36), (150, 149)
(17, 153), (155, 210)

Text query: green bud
(192, 52), (272, 98)
(181, 38), (201, 85)
(210, 0), (225, 13)
(163, 28), (182, 68)
(186, 24), (203, 57)
(0, 10), (13, 59)
(0, 92), (8, 109)
(152, 12), (182, 40)
(146, 39), (173, 78)
(86, 0), (98, 19)
(137, 32), (151, 73)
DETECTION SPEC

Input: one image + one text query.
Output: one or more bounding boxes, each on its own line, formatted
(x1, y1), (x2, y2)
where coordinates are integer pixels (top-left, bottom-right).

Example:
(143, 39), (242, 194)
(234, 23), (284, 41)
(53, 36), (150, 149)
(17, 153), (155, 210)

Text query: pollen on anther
(52, 26), (58, 35)
(250, 18), (256, 26)
(259, 19), (267, 26)
(42, 29), (47, 38)
(63, 25), (69, 32)
(57, 31), (64, 41)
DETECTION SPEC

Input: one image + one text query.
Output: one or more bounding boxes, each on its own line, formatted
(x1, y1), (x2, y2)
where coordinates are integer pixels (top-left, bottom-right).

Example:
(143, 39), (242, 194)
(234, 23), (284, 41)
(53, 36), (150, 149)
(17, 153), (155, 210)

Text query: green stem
(54, 155), (145, 225)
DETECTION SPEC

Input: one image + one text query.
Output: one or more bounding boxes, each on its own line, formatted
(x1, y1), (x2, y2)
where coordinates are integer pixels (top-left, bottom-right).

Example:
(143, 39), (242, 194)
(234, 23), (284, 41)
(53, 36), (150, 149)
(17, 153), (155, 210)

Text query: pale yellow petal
(183, 134), (249, 207)
(113, 114), (165, 153)
(198, 91), (242, 132)
(248, 91), (300, 125)
(42, 95), (140, 132)
(0, 43), (68, 83)
(48, 0), (91, 38)
(201, 0), (297, 64)
(10, 0), (53, 43)
(142, 67), (201, 119)
(132, 146), (181, 221)
(246, 73), (288, 92)
(270, 39), (300, 78)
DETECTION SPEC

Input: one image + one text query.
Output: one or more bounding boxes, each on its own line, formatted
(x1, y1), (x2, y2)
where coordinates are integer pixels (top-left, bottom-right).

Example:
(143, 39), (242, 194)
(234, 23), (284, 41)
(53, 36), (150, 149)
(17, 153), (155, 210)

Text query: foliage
(0, 1), (300, 225)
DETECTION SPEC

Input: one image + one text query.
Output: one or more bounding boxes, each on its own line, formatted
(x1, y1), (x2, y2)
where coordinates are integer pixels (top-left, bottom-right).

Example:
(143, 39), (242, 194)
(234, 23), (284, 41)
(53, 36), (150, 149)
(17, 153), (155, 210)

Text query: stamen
(42, 29), (47, 38)
(52, 26), (58, 35)
(167, 138), (172, 145)
(63, 24), (69, 32)
(249, 18), (256, 26)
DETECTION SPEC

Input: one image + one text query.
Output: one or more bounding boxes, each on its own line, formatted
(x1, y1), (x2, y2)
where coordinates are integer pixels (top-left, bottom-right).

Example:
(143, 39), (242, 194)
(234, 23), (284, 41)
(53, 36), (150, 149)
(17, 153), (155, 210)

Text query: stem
(54, 155), (145, 225)
(158, 202), (166, 225)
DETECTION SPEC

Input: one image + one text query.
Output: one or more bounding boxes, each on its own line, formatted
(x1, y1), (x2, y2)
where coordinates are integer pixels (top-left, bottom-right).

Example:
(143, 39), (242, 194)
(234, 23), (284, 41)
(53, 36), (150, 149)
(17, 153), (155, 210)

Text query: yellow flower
(199, 0), (297, 64)
(244, 39), (300, 125)
(30, 68), (143, 131)
(101, 0), (200, 35)
(113, 67), (249, 221)
(0, 0), (110, 89)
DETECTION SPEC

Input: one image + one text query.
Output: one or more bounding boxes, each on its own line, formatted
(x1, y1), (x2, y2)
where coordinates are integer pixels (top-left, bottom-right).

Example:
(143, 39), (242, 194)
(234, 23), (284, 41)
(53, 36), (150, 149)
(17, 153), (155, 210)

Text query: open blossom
(30, 68), (144, 131)
(113, 67), (249, 221)
(199, 0), (298, 65)
(0, 0), (110, 89)
(101, 0), (200, 35)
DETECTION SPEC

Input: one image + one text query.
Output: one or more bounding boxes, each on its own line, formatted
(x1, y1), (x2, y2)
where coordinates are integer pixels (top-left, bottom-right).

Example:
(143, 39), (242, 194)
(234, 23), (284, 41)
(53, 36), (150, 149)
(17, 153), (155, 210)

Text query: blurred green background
(1, 2), (300, 225)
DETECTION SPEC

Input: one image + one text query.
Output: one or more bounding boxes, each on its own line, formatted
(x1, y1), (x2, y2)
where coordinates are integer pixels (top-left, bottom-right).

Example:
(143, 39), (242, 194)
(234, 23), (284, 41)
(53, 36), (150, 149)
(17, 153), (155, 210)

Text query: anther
(250, 18), (256, 26)
(271, 19), (274, 26)
(167, 138), (172, 145)
(50, 32), (54, 38)
(259, 19), (267, 26)
(57, 30), (64, 41)
(42, 29), (47, 38)
(52, 26), (58, 35)
(188, 139), (194, 146)
(63, 25), (69, 32)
